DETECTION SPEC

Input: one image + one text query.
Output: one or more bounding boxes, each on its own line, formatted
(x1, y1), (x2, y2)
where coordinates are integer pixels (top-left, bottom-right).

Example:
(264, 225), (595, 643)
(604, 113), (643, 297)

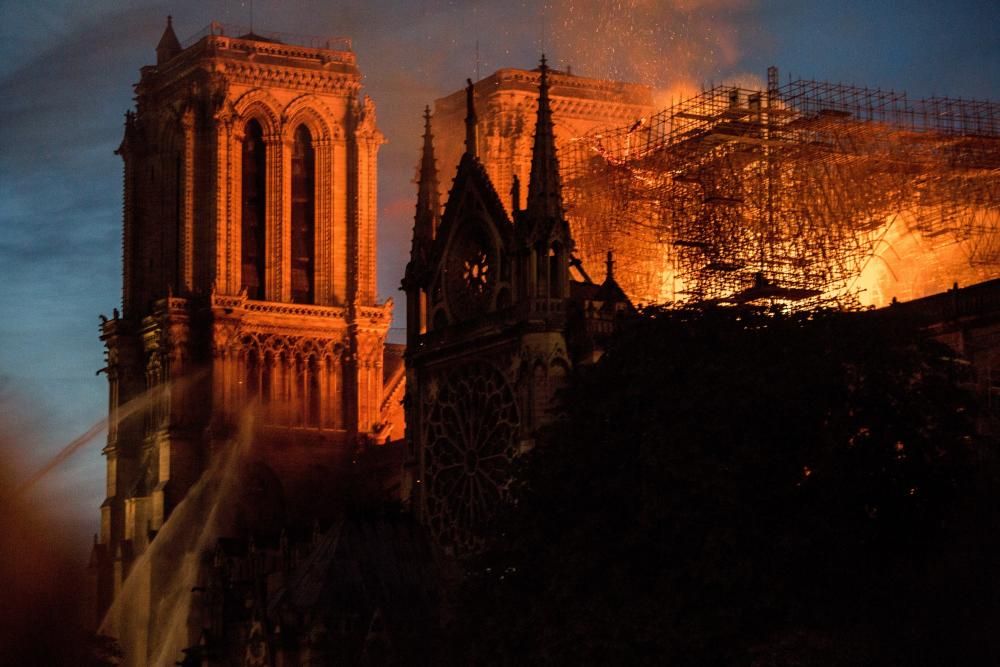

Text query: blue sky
(0, 0), (997, 557)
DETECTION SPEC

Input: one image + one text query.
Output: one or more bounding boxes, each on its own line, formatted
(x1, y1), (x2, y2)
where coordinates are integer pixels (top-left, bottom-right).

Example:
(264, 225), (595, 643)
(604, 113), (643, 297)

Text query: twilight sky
(1, 0), (997, 555)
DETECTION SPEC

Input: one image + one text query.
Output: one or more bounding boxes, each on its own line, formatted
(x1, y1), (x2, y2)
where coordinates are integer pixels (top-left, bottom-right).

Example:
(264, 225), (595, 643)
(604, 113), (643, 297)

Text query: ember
(562, 70), (1000, 308)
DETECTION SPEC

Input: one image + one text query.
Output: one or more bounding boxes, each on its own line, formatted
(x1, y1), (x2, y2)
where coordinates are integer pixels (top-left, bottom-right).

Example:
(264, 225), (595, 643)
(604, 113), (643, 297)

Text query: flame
(854, 210), (994, 307)
(569, 79), (1000, 309)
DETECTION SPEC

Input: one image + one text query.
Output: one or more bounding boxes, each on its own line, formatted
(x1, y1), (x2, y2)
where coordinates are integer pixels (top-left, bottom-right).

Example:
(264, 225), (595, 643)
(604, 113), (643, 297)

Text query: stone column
(330, 137), (348, 304)
(314, 137), (333, 305)
(278, 136), (294, 302)
(354, 136), (380, 305)
(120, 119), (138, 316)
(288, 354), (301, 427)
(265, 134), (285, 301)
(318, 355), (329, 429)
(180, 108), (196, 293)
(213, 113), (235, 296)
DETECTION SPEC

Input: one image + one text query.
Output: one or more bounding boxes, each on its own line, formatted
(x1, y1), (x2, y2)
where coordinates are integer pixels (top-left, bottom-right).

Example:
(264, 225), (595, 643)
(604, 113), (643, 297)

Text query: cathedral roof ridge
(179, 21), (354, 54)
(435, 66), (655, 111)
(433, 150), (513, 267)
(178, 21), (354, 62)
(454, 152), (511, 222)
(236, 31), (284, 44)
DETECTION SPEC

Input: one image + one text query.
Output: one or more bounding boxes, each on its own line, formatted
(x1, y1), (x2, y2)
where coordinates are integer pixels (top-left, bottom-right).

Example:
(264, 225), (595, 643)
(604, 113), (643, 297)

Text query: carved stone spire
(597, 247), (630, 307)
(464, 78), (478, 158)
(156, 16), (182, 65)
(414, 105), (440, 247)
(404, 106), (440, 293)
(525, 55), (564, 225)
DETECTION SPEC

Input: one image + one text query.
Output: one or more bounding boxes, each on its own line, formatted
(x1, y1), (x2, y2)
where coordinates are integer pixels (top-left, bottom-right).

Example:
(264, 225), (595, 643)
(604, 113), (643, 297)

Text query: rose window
(445, 222), (496, 320)
(423, 361), (519, 551)
(462, 250), (490, 293)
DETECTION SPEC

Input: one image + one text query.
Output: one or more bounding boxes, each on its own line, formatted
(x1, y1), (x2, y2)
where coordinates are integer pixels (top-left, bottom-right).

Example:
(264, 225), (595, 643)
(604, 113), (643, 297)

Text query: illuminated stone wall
(433, 67), (654, 282)
(94, 23), (401, 639)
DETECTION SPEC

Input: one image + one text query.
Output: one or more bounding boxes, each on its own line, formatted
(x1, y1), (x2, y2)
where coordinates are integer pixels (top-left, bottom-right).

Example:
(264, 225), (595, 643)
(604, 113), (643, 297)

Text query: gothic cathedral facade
(403, 60), (631, 552)
(92, 19), (402, 617)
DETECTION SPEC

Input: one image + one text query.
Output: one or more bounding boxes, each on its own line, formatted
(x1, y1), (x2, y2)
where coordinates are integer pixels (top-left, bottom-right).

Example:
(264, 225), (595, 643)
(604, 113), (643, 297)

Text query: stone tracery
(422, 360), (519, 551)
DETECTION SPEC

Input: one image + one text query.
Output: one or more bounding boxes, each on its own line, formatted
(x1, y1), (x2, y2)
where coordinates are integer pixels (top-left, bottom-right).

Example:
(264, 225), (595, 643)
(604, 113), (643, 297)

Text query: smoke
(546, 0), (758, 94)
(0, 371), (212, 664)
(99, 411), (256, 666)
(0, 387), (94, 664)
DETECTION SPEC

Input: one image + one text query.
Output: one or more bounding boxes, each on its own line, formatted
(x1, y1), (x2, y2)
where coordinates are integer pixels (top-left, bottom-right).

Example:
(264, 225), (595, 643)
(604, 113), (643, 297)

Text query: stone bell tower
(92, 18), (400, 620)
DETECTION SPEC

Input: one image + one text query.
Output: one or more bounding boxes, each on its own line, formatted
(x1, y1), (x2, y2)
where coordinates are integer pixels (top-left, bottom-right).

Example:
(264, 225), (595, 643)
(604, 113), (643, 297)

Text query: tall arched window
(291, 125), (315, 304)
(241, 120), (267, 299)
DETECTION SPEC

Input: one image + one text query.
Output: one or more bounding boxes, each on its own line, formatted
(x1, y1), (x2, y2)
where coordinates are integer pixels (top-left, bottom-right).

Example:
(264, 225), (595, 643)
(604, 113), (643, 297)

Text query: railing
(182, 21), (352, 52)
(211, 293), (347, 319)
(211, 294), (394, 321)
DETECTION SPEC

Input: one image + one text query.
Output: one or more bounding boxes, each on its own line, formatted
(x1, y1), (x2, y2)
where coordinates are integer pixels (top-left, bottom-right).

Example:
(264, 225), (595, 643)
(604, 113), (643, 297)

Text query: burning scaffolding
(562, 67), (1000, 308)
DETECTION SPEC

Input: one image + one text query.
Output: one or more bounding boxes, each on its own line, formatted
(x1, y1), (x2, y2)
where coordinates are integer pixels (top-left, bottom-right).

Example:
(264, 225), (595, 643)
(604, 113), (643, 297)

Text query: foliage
(448, 306), (998, 665)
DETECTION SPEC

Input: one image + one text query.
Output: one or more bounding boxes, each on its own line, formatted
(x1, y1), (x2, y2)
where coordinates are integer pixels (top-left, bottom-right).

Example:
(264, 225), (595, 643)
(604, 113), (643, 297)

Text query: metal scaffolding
(562, 68), (1000, 308)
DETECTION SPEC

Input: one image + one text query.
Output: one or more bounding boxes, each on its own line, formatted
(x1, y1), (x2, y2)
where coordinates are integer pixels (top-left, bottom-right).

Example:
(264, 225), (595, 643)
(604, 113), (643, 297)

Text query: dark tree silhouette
(449, 307), (999, 666)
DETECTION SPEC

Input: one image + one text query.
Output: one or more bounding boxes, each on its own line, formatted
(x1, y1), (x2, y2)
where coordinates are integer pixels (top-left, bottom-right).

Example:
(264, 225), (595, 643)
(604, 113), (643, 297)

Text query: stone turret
(403, 106), (440, 345)
(155, 16), (182, 65)
(414, 106), (440, 255)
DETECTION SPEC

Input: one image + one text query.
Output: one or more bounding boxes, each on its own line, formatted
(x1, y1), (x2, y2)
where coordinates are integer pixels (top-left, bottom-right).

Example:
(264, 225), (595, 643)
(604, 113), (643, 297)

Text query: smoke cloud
(0, 388), (95, 664)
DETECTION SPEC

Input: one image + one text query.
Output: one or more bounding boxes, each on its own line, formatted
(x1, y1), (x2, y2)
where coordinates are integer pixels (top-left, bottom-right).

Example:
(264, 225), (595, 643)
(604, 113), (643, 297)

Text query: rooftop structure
(562, 68), (1000, 307)
(433, 66), (654, 212)
(432, 67), (654, 281)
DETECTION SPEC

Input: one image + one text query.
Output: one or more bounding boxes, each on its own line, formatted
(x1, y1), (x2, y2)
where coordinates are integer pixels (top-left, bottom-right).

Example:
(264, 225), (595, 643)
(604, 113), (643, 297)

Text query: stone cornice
(219, 62), (361, 95)
(493, 67), (652, 104)
(141, 36), (361, 98)
(482, 96), (653, 127)
(437, 67), (655, 114)
(205, 35), (355, 65)
(163, 34), (356, 73)
(212, 293), (348, 320)
(210, 294), (392, 340)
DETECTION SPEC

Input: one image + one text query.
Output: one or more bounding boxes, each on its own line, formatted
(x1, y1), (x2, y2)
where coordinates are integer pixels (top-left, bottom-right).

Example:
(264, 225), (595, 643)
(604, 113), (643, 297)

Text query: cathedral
(431, 65), (654, 295)
(431, 66), (653, 218)
(92, 18), (635, 665)
(78, 12), (1000, 664)
(402, 60), (632, 552)
(91, 18), (406, 655)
